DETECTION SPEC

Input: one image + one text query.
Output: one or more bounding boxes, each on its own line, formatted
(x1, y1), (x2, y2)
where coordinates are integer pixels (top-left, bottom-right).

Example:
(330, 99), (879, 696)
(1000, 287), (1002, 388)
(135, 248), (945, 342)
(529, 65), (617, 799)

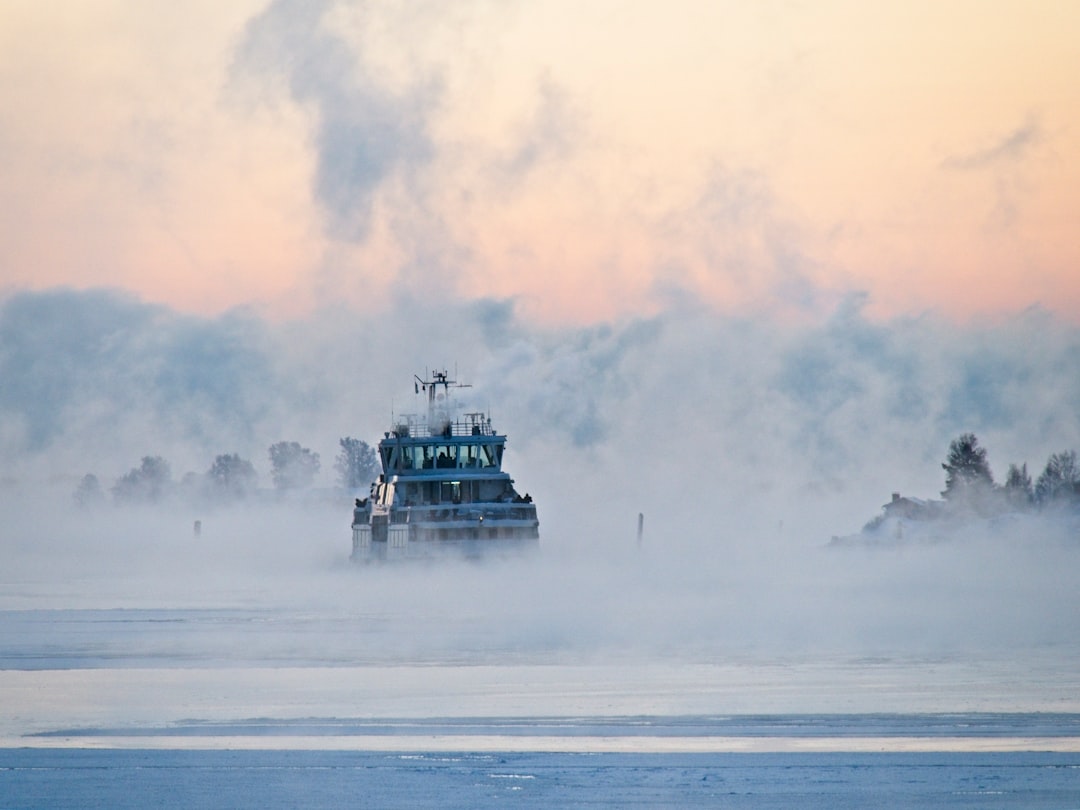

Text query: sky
(1, 0), (1078, 324)
(2, 3), (1080, 709)
(1, 0), (1079, 537)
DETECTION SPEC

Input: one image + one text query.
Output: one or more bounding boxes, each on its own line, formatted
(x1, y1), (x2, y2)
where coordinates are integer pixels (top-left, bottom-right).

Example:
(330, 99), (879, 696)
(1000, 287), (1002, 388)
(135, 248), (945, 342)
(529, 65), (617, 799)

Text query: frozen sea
(2, 499), (1080, 807)
(4, 747), (1080, 809)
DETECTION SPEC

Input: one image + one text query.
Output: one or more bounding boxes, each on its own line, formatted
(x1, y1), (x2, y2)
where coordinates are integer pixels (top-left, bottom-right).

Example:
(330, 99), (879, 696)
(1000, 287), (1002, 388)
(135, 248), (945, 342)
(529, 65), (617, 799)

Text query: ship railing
(392, 413), (497, 439)
(390, 503), (537, 524)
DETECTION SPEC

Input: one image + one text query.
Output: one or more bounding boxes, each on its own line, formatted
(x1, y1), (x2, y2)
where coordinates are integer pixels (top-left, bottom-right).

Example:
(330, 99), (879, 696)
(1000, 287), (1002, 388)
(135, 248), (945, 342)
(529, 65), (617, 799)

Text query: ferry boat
(351, 371), (540, 561)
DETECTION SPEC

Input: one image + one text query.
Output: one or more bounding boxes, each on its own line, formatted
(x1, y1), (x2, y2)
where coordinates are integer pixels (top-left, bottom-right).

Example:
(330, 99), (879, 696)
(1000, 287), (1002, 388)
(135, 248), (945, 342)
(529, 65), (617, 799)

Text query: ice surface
(2, 492), (1079, 753)
(2, 492), (1080, 808)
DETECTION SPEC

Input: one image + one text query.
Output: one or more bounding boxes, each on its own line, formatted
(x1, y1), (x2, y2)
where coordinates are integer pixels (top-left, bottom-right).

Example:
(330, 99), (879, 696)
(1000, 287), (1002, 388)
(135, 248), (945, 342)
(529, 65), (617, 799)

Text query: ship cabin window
(460, 444), (501, 468)
(418, 445), (434, 469)
(398, 445), (427, 471)
(416, 481), (447, 505)
(385, 446), (400, 471)
(435, 444), (457, 468)
(395, 444), (506, 474)
(399, 480), (478, 504)
(436, 480), (476, 504)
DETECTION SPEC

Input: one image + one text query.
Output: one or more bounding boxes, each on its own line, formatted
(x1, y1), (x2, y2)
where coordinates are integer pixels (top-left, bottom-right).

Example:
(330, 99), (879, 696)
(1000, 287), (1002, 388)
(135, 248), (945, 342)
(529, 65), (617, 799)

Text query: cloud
(0, 288), (161, 452)
(942, 117), (1043, 171)
(4, 286), (1079, 543)
(937, 116), (1047, 229)
(231, 0), (439, 241)
(652, 163), (833, 316)
(0, 288), (279, 472)
(498, 74), (583, 181)
(3, 286), (1080, 671)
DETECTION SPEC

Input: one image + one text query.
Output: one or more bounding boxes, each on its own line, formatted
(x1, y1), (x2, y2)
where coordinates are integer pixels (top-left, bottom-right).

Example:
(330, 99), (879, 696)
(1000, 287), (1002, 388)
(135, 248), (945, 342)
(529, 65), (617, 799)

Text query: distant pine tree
(941, 433), (994, 501)
(1035, 450), (1079, 506)
(1003, 462), (1033, 508)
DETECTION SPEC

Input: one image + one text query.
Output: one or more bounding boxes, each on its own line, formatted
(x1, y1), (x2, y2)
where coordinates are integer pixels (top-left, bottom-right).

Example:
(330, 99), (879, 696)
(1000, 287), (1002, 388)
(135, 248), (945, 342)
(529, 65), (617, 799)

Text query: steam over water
(3, 499), (1080, 806)
(3, 490), (1079, 716)
(3, 290), (1080, 804)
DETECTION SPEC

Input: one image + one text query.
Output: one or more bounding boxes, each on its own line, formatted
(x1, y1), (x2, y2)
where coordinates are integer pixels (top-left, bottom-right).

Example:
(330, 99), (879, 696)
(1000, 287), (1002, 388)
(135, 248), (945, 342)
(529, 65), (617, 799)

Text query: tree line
(939, 432), (1080, 513)
(72, 437), (379, 508)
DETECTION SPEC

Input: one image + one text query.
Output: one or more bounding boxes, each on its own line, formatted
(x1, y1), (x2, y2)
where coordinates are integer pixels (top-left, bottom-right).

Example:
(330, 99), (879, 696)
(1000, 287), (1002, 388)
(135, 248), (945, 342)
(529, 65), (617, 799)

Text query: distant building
(880, 492), (945, 522)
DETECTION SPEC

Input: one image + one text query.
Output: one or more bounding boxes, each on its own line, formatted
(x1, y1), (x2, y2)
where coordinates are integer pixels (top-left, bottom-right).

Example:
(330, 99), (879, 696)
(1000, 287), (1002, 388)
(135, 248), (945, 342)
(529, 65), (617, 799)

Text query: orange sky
(1, 0), (1078, 324)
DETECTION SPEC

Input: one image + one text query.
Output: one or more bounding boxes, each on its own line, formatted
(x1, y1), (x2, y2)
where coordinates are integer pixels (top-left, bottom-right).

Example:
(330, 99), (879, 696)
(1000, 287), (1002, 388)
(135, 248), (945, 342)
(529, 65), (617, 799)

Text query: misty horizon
(3, 283), (1079, 672)
(3, 287), (1080, 538)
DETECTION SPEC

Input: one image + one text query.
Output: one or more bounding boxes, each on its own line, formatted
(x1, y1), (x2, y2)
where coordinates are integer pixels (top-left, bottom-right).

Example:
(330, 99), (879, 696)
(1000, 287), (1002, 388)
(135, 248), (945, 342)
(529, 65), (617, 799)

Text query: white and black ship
(351, 371), (539, 561)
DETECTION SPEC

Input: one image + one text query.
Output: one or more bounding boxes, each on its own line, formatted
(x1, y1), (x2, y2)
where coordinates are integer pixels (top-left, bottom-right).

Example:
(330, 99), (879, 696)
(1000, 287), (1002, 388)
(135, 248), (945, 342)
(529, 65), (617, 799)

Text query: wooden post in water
(636, 512), (644, 548)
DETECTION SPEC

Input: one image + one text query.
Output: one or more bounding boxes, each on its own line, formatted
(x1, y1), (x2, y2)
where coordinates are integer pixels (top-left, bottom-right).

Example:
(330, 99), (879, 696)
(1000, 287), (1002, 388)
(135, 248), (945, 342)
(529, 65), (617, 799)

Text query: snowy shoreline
(4, 659), (1080, 751)
(7, 732), (1080, 753)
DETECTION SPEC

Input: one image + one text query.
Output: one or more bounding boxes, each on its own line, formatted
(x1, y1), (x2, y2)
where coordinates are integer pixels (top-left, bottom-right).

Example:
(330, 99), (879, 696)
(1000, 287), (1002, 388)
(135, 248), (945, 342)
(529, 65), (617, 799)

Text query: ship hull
(350, 520), (539, 562)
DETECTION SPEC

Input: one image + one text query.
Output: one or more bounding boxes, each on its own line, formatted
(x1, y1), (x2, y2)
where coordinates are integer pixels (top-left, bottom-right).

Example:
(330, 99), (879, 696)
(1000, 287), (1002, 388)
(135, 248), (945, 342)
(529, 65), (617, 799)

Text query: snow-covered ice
(3, 493), (1080, 754)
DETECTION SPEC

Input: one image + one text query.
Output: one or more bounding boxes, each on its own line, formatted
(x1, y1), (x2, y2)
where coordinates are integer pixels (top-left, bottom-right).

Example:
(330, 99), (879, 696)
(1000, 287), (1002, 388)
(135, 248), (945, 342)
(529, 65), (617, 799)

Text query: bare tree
(335, 437), (378, 491)
(206, 453), (258, 501)
(268, 441), (321, 491)
(112, 456), (172, 504)
(73, 473), (106, 509)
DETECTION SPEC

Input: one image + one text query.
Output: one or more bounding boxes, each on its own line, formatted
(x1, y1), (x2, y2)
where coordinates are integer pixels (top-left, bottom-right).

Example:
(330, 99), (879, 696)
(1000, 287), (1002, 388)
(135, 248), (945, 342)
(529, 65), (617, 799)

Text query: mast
(413, 369), (471, 435)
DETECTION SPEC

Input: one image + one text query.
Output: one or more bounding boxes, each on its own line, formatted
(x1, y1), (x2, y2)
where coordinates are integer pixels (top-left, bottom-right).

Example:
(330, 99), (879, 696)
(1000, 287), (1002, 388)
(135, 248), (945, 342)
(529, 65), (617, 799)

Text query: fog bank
(2, 288), (1079, 664)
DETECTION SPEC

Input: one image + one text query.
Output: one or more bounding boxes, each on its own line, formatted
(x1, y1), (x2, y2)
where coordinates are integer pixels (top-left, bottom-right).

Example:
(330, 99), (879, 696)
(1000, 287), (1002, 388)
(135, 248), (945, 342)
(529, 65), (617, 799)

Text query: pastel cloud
(0, 1), (1078, 324)
(4, 287), (1080, 545)
(233, 0), (439, 241)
